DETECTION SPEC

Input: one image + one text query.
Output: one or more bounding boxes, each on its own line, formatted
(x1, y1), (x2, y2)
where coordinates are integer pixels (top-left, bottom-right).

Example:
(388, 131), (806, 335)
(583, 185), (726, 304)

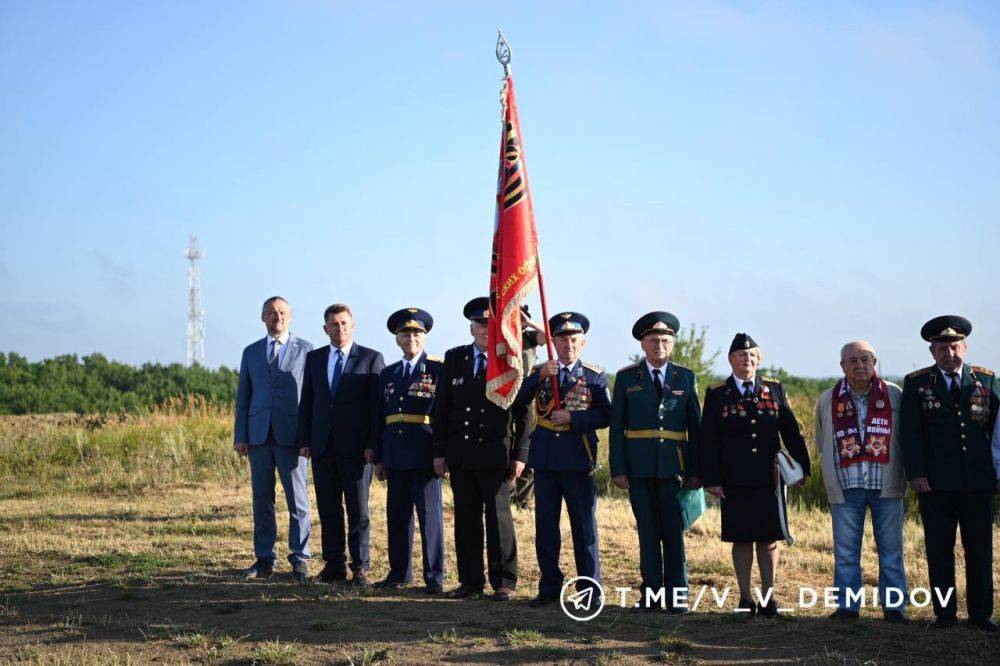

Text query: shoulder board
(906, 367), (932, 379)
(671, 362), (691, 372)
(761, 376), (780, 384)
(425, 355), (443, 362)
(710, 380), (727, 390)
(971, 365), (994, 376)
(446, 345), (466, 356)
(617, 362), (640, 373)
(581, 361), (604, 374)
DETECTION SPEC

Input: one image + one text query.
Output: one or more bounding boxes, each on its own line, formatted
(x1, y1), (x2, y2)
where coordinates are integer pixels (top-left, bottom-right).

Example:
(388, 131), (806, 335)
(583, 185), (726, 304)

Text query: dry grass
(1, 409), (998, 664)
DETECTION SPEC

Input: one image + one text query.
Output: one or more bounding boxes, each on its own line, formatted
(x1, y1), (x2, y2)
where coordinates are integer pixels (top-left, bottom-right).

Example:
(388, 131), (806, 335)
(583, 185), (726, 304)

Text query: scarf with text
(832, 376), (891, 467)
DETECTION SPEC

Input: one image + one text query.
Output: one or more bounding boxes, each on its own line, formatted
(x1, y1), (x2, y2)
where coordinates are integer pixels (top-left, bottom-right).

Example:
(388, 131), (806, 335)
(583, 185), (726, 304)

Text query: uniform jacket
(900, 364), (999, 492)
(431, 344), (530, 471)
(372, 351), (443, 471)
(515, 360), (612, 473)
(699, 375), (810, 488)
(609, 361), (701, 479)
(297, 343), (385, 461)
(234, 335), (314, 447)
(814, 381), (906, 503)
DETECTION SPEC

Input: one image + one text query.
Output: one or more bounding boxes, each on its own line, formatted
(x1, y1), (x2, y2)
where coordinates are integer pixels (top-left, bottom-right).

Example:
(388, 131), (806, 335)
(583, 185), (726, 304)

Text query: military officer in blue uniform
(371, 308), (446, 594)
(515, 311), (611, 607)
(609, 312), (702, 612)
(901, 315), (999, 631)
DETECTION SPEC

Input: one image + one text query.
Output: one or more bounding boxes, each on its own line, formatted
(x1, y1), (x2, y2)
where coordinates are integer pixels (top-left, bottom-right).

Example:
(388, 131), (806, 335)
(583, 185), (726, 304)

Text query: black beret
(386, 308), (433, 334)
(463, 297), (491, 322)
(729, 333), (759, 354)
(632, 311), (680, 341)
(548, 311), (590, 336)
(920, 315), (971, 342)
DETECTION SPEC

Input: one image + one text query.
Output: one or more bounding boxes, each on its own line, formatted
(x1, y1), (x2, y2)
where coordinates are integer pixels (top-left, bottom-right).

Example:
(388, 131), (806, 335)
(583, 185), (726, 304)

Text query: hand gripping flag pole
(486, 30), (560, 409)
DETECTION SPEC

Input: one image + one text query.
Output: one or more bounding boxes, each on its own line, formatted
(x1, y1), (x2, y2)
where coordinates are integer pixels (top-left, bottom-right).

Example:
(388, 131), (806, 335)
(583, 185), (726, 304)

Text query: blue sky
(2, 1), (998, 378)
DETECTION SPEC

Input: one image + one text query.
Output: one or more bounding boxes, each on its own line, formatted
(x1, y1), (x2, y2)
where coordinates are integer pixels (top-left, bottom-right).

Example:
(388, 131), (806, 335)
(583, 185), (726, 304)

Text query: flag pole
(496, 29), (561, 407)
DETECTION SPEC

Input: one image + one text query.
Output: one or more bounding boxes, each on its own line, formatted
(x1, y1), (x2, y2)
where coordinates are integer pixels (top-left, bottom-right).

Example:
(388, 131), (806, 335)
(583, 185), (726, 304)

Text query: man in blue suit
(298, 303), (385, 584)
(371, 308), (446, 594)
(234, 296), (314, 582)
(515, 312), (611, 607)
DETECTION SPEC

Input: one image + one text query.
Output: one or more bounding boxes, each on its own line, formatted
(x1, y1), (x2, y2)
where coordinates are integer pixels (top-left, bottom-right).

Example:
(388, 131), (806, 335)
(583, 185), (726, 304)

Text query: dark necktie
(947, 372), (960, 403)
(475, 353), (485, 380)
(330, 349), (344, 395)
(402, 361), (412, 383)
(269, 340), (281, 368)
(560, 367), (571, 392)
(652, 368), (663, 399)
(742, 380), (753, 398)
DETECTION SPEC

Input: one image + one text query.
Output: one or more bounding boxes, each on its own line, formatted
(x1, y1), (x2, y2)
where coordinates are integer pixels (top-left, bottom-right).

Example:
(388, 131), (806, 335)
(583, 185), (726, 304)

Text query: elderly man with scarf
(814, 341), (908, 624)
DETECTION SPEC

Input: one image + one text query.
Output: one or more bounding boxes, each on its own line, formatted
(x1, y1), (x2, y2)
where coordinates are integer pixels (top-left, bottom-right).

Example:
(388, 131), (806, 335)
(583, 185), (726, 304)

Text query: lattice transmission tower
(184, 235), (206, 366)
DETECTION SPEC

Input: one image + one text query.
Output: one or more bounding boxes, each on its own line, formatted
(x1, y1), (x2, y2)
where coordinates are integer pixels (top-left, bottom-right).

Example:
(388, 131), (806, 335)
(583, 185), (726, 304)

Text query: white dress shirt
(267, 331), (291, 365)
(327, 341), (353, 388)
(732, 373), (756, 396)
(400, 352), (423, 380)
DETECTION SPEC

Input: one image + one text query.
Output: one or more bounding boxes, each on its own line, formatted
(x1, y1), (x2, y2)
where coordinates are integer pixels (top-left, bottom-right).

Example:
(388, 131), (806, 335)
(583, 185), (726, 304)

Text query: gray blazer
(234, 335), (314, 447)
(814, 381), (906, 503)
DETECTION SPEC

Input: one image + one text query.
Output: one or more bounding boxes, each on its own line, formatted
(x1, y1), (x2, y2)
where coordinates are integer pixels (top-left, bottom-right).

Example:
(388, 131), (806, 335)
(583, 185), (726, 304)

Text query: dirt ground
(1, 479), (998, 665)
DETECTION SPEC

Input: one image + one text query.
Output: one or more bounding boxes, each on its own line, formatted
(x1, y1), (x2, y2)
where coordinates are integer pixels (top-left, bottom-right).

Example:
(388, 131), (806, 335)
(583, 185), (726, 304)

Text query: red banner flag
(486, 75), (539, 408)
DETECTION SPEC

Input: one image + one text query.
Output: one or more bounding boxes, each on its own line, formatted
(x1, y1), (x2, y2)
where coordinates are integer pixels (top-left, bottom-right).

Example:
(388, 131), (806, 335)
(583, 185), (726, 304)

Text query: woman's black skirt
(719, 483), (790, 543)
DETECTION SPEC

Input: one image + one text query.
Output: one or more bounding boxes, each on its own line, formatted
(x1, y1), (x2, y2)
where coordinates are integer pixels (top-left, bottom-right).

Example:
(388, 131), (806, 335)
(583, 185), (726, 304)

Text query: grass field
(1, 402), (997, 664)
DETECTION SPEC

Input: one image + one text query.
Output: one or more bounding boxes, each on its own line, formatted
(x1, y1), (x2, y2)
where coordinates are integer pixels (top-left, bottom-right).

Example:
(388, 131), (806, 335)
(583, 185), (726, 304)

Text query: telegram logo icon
(559, 576), (605, 621)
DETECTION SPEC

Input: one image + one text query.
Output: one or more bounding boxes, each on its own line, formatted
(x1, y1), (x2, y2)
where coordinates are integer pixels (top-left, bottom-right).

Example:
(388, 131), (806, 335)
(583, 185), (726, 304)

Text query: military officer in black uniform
(901, 315), (998, 631)
(609, 312), (702, 612)
(515, 311), (611, 607)
(371, 308), (445, 594)
(701, 333), (810, 617)
(432, 297), (530, 601)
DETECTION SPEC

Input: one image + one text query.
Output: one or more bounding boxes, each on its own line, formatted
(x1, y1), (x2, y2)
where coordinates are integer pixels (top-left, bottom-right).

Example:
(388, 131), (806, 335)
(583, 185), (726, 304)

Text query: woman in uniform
(700, 333), (810, 617)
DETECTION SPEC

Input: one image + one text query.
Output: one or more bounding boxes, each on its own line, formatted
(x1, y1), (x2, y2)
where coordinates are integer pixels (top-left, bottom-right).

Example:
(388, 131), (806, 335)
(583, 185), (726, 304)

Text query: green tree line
(0, 352), (238, 415)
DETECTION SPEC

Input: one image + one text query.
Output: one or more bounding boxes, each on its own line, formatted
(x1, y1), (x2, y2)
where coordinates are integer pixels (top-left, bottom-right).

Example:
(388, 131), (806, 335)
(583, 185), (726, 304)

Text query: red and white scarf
(832, 376), (892, 467)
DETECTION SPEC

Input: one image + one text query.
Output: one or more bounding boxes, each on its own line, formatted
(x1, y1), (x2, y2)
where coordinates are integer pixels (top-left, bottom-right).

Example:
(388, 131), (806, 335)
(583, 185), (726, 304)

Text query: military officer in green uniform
(609, 312), (702, 612)
(901, 315), (999, 631)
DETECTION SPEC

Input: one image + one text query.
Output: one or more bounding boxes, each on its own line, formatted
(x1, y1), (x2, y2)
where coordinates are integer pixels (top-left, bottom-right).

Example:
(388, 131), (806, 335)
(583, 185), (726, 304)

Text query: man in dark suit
(234, 296), (314, 582)
(901, 315), (998, 631)
(298, 303), (385, 584)
(432, 297), (530, 601)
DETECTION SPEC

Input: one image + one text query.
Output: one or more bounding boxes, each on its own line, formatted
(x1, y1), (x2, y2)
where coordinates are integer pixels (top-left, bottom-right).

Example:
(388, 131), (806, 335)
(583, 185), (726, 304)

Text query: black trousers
(449, 466), (517, 590)
(917, 489), (995, 621)
(311, 448), (372, 573)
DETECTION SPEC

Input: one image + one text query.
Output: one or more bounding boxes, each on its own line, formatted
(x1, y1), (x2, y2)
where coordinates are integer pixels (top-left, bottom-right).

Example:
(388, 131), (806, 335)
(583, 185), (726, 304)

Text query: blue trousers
(384, 468), (445, 585)
(534, 470), (600, 598)
(247, 439), (311, 563)
(627, 477), (686, 609)
(830, 489), (907, 612)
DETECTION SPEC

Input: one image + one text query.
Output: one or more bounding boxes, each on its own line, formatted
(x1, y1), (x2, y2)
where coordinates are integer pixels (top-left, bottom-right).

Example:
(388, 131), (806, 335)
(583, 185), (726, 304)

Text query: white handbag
(775, 450), (804, 486)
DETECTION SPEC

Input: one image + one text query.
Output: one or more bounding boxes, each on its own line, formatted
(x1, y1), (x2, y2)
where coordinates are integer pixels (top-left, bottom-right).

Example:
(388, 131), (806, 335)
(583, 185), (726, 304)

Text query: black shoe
(317, 564), (348, 582)
(931, 616), (957, 629)
(351, 570), (371, 586)
(883, 610), (910, 625)
(829, 609), (860, 620)
(444, 584), (483, 599)
(667, 607), (690, 615)
(736, 596), (757, 617)
(758, 600), (779, 618)
(373, 578), (402, 591)
(529, 594), (557, 608)
(243, 558), (275, 580)
(424, 583), (443, 595)
(291, 561), (309, 584)
(968, 618), (999, 632)
(493, 587), (515, 602)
